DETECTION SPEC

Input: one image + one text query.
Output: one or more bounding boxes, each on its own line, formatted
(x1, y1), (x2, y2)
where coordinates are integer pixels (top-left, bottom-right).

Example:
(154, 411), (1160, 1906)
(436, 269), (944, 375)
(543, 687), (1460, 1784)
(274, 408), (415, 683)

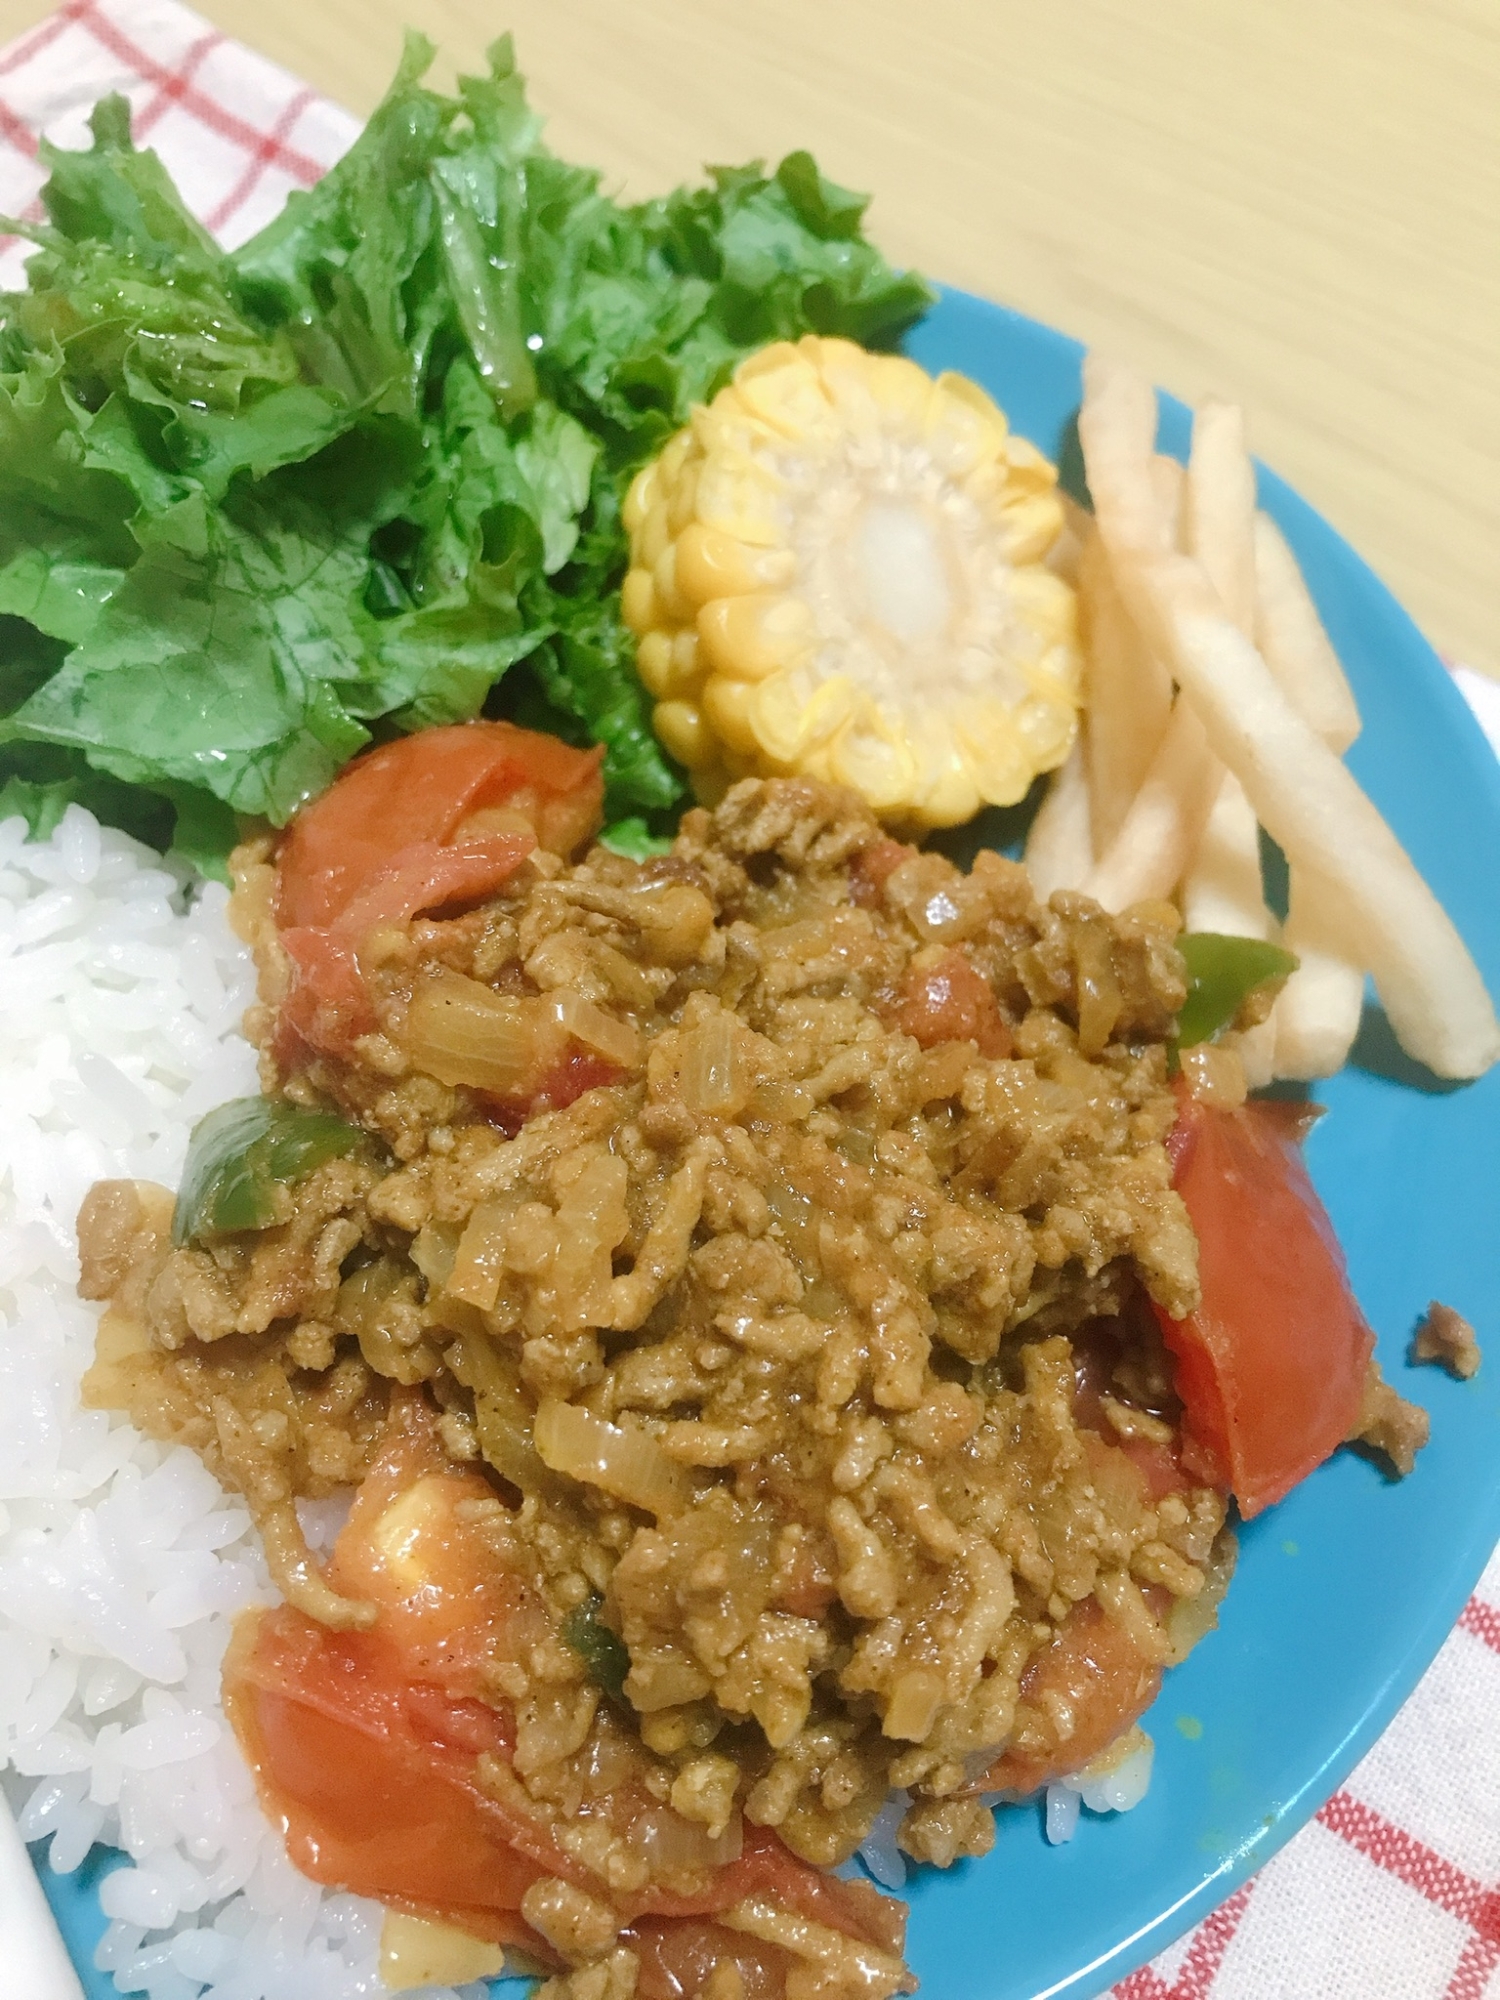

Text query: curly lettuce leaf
(0, 35), (934, 872)
(12, 491), (374, 822)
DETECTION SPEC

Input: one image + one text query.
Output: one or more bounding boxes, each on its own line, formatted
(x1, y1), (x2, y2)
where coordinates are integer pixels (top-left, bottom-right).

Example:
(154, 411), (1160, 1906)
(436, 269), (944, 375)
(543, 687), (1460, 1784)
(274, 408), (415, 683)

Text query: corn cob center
(781, 430), (1049, 714)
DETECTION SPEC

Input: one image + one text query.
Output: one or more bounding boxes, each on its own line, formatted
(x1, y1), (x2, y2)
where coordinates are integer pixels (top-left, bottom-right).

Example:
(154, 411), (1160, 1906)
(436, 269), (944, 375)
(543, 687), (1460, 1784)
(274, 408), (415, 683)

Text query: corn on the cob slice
(622, 335), (1081, 827)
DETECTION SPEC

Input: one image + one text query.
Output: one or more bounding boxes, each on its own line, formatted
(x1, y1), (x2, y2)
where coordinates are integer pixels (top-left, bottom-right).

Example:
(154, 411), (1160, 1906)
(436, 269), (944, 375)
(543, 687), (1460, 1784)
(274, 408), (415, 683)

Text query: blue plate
(40, 287), (1500, 2000)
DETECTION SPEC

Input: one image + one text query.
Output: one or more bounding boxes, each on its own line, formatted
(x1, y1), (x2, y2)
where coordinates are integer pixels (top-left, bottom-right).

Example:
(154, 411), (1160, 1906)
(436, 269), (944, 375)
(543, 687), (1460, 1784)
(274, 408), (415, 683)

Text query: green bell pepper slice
(172, 1097), (366, 1246)
(1175, 932), (1300, 1053)
(563, 1593), (630, 1703)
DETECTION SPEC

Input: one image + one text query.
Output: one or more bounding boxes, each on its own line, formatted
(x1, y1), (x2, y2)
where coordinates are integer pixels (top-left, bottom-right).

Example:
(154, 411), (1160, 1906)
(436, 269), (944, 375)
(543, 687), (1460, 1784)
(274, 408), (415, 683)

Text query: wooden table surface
(3, 0), (1496, 676)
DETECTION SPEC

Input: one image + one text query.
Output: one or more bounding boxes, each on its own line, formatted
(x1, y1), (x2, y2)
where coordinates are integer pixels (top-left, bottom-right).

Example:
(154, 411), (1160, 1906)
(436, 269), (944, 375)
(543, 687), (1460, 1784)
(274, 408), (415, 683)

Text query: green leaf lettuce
(0, 35), (934, 869)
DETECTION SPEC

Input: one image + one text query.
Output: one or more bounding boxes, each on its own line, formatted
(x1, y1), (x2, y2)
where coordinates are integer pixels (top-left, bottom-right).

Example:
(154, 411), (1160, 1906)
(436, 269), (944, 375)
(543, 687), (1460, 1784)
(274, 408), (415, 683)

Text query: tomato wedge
(1155, 1084), (1374, 1517)
(277, 721), (604, 931)
(224, 1613), (552, 1947)
(277, 833), (536, 1059)
(224, 1405), (908, 1996)
(887, 948), (1012, 1059)
(970, 1597), (1163, 1797)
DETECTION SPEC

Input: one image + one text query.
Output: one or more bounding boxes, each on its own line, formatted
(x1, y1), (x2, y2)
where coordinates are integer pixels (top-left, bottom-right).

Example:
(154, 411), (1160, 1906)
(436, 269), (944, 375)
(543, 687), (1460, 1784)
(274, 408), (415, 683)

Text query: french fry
(1272, 915), (1366, 1078)
(1254, 513), (1361, 755)
(1181, 397), (1274, 941)
(1234, 1017), (1280, 1090)
(1151, 455), (1186, 550)
(1275, 869), (1368, 1079)
(1049, 492), (1093, 587)
(1024, 730), (1094, 899)
(1079, 527), (1173, 856)
(1182, 778), (1272, 938)
(1080, 351), (1500, 1080)
(1083, 696), (1221, 912)
(1256, 514), (1368, 1073)
(1185, 402), (1258, 633)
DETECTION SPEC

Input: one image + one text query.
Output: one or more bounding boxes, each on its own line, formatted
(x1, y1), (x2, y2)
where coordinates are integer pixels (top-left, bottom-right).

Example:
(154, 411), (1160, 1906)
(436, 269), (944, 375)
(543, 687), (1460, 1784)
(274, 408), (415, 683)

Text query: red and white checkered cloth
(0, 6), (1496, 1996)
(0, 0), (357, 283)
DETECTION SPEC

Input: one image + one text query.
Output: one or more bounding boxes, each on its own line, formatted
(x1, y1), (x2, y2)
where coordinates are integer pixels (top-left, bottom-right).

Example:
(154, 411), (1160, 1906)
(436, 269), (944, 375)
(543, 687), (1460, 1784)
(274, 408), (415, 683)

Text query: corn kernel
(698, 593), (814, 682)
(635, 630), (677, 698)
(622, 463), (657, 536)
(676, 523), (791, 605)
(666, 460), (700, 535)
(653, 544), (692, 623)
(637, 501), (671, 571)
(621, 567), (658, 635)
(702, 675), (759, 757)
(654, 699), (713, 769)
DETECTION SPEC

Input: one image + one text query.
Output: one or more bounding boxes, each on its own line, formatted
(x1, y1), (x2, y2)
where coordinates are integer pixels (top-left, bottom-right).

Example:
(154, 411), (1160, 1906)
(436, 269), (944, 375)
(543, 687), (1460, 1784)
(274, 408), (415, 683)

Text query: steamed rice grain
(0, 809), (486, 2000)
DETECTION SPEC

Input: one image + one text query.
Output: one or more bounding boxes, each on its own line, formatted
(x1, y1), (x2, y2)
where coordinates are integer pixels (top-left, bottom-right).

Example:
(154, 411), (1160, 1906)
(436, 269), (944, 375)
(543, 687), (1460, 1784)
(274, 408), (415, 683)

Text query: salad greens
(0, 36), (933, 873)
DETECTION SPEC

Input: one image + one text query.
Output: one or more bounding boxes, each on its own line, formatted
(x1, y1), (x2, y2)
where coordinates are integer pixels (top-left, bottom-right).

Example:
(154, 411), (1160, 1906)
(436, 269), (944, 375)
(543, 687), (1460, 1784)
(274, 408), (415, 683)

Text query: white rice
(0, 808), (492, 2000)
(1041, 1728), (1156, 1846)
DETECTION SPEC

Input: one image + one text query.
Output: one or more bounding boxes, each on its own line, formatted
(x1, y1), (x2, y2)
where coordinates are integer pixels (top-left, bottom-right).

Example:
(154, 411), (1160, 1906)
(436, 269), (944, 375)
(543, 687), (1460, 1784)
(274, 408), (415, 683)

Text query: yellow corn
(623, 335), (1081, 826)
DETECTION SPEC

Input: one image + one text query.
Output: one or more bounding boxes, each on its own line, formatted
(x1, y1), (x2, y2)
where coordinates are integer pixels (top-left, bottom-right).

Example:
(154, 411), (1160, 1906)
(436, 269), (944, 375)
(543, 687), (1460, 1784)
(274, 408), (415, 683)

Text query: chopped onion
(409, 1220), (459, 1289)
(632, 1804), (743, 1871)
(547, 991), (641, 1068)
(403, 971), (568, 1095)
(447, 1201), (510, 1312)
(856, 1790), (910, 1890)
(679, 1007), (750, 1116)
(1166, 1526), (1239, 1664)
(533, 1398), (690, 1517)
(447, 1335), (567, 1499)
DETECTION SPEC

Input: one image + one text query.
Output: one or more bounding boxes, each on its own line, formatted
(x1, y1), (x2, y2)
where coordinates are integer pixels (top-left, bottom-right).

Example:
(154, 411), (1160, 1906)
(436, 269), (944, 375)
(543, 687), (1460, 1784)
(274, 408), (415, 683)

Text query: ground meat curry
(75, 753), (1292, 1997)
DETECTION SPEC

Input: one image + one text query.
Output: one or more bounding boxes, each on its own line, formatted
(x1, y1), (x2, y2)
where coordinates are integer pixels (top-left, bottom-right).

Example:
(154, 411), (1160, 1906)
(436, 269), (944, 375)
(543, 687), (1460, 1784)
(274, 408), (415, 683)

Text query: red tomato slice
(970, 1597), (1163, 1797)
(277, 831), (537, 1062)
(888, 947), (1012, 1058)
(481, 1049), (626, 1136)
(276, 926), (376, 1059)
(334, 833), (538, 937)
(277, 721), (604, 931)
(224, 1404), (906, 1990)
(1155, 1084), (1373, 1517)
(223, 1612), (555, 1936)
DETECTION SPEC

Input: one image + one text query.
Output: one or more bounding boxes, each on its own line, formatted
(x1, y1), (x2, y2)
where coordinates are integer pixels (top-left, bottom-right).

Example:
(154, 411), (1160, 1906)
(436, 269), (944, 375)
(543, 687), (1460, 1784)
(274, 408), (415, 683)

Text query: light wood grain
(2, 0), (1495, 674)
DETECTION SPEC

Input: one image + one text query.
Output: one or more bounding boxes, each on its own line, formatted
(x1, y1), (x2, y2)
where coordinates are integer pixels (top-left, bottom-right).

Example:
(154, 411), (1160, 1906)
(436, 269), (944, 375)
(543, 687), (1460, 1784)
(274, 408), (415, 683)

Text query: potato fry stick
(1182, 778), (1271, 938)
(1077, 386), (1233, 917)
(1080, 351), (1500, 1079)
(1185, 402), (1258, 633)
(1151, 454), (1186, 550)
(1079, 527), (1173, 856)
(1257, 523), (1367, 1075)
(1181, 399), (1274, 940)
(1049, 492), (1092, 587)
(1024, 730), (1094, 899)
(1254, 513), (1361, 755)
(1273, 906), (1366, 1076)
(1235, 1018), (1280, 1090)
(1275, 868), (1368, 1079)
(1083, 696), (1221, 912)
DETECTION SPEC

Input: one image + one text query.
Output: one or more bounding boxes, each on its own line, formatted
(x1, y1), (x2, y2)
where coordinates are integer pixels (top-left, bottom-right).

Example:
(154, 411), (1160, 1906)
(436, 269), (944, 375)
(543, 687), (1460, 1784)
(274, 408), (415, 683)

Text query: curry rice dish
(75, 770), (1303, 1998)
